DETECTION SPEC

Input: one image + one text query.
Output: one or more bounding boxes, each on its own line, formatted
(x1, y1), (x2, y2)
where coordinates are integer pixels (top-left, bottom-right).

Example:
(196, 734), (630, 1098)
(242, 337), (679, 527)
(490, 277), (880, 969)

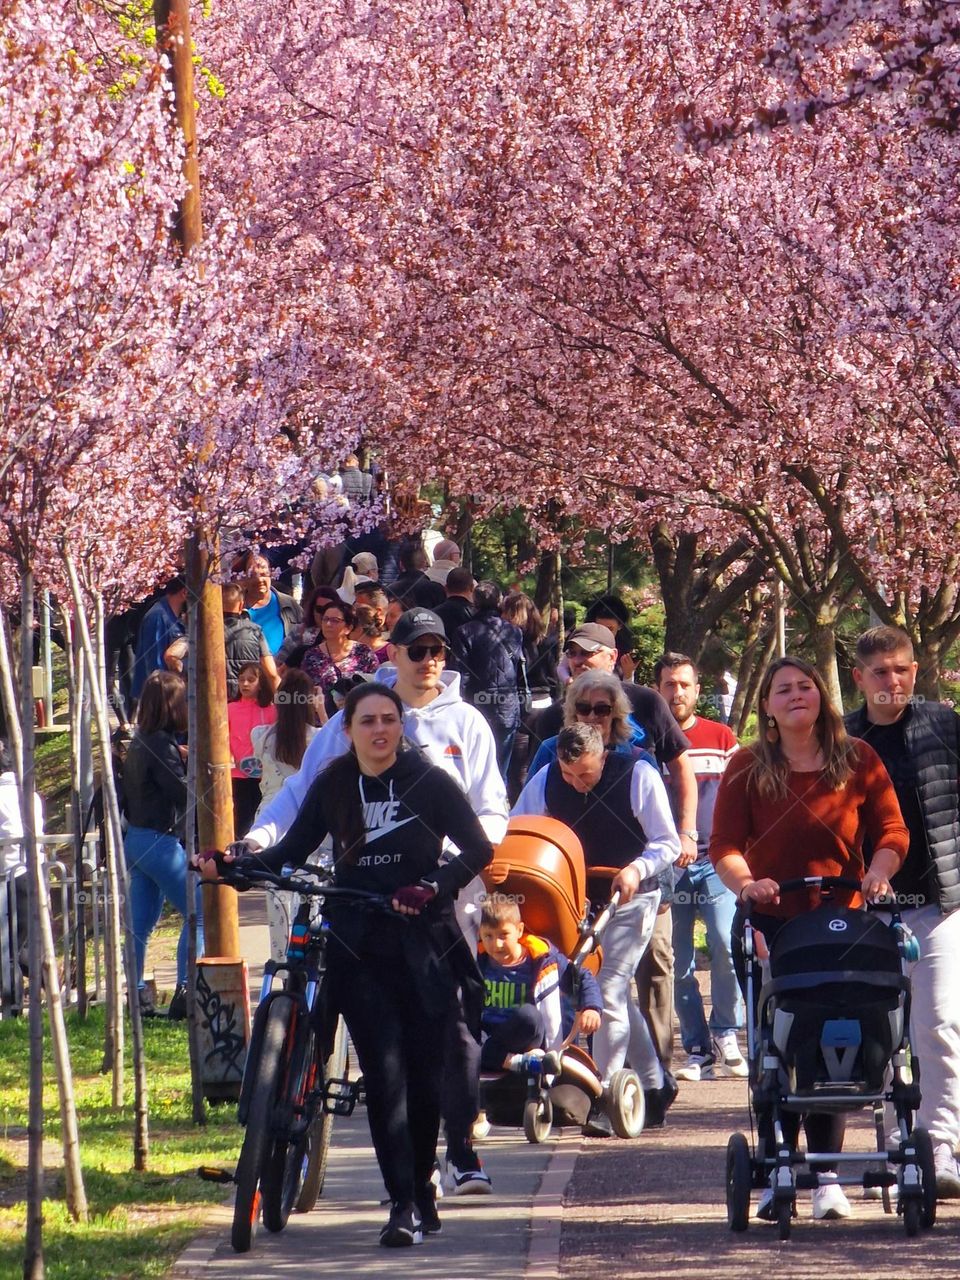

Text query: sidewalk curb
(525, 1133), (581, 1280)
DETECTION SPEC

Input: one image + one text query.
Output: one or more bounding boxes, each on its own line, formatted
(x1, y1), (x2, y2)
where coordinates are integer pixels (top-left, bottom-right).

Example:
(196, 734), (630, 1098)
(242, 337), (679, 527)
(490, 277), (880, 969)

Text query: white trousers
(593, 889), (661, 1088)
(903, 904), (960, 1149)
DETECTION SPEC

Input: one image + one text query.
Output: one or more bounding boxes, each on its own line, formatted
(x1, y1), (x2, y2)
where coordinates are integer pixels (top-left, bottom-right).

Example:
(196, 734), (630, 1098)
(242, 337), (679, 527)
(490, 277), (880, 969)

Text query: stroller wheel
(607, 1070), (645, 1139)
(907, 1127), (937, 1230)
(776, 1196), (792, 1241)
(903, 1197), (921, 1237)
(523, 1093), (553, 1144)
(726, 1133), (751, 1232)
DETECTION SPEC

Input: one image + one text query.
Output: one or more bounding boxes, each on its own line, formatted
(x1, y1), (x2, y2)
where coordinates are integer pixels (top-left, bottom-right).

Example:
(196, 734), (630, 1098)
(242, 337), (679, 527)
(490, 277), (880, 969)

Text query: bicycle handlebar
(211, 855), (394, 909)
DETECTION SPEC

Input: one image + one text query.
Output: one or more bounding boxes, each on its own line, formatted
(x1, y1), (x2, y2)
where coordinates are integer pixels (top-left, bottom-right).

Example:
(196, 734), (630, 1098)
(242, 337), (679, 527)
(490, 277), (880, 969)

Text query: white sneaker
(934, 1142), (960, 1198)
(713, 1032), (749, 1078)
(756, 1188), (775, 1220)
(471, 1111), (491, 1141)
(812, 1177), (852, 1220)
(675, 1049), (715, 1082)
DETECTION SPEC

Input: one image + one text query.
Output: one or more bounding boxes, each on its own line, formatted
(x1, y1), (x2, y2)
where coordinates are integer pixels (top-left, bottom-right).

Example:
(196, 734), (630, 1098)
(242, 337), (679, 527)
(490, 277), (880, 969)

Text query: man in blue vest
(512, 723), (681, 1134)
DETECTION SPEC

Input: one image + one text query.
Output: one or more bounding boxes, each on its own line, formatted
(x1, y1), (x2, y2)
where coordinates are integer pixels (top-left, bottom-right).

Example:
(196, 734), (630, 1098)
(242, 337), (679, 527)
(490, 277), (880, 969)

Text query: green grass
(0, 1007), (242, 1280)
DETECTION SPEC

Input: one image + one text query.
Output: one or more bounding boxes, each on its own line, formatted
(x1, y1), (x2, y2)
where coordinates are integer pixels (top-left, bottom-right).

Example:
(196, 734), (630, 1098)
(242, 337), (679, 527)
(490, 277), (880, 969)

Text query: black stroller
(725, 876), (934, 1240)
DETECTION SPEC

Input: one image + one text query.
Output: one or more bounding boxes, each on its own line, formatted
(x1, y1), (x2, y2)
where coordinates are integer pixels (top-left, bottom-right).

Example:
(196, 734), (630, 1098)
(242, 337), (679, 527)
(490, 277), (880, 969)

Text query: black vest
(543, 752), (647, 871)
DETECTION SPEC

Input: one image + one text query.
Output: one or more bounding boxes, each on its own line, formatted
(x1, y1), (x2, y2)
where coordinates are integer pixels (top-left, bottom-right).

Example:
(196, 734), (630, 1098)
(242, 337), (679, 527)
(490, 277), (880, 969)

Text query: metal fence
(0, 833), (104, 1018)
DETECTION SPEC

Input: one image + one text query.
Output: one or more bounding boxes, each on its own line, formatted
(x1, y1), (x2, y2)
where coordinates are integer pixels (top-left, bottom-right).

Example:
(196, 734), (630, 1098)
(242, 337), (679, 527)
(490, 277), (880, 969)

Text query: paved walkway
(164, 917), (960, 1280)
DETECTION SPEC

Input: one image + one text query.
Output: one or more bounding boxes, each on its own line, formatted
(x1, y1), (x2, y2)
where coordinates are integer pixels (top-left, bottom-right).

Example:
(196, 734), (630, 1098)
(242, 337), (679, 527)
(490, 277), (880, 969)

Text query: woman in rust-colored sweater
(709, 656), (909, 1222)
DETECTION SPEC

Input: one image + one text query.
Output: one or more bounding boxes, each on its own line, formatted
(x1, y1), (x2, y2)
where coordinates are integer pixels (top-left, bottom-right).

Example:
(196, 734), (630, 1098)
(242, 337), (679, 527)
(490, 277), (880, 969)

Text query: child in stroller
(479, 815), (646, 1142)
(478, 893), (603, 1077)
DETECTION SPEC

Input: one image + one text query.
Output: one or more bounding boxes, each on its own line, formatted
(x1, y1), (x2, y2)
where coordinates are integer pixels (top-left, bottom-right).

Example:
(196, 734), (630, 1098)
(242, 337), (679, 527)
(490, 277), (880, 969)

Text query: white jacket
(246, 668), (509, 850)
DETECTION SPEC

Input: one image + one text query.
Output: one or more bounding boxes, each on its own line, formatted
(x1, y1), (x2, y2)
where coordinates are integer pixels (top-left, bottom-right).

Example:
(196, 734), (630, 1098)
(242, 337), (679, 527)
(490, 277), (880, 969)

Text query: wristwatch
(680, 830), (699, 842)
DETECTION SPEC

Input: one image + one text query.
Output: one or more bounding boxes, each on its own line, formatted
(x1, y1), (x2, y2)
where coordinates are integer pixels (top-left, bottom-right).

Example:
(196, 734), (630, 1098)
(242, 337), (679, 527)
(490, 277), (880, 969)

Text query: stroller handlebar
(775, 875), (864, 896)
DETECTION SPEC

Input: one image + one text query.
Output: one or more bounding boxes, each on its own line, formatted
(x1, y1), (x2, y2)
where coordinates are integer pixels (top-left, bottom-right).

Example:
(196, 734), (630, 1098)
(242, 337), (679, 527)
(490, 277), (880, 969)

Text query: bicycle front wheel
(231, 995), (293, 1253)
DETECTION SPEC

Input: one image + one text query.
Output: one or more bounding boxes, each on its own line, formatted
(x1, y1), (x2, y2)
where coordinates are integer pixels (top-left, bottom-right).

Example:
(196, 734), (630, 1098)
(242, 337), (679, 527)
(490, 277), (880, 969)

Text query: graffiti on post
(195, 965), (247, 1083)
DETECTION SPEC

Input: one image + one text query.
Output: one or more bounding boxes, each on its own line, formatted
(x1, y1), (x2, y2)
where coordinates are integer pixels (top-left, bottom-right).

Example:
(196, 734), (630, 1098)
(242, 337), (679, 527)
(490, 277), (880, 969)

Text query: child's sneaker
(675, 1048), (715, 1082)
(445, 1149), (493, 1196)
(379, 1200), (423, 1247)
(713, 1032), (748, 1078)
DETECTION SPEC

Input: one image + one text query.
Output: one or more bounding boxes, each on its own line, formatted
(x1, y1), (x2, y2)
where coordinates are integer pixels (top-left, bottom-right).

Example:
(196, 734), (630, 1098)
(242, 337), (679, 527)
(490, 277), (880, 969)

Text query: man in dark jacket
(436, 567), (476, 654)
(389, 542), (446, 610)
(452, 582), (525, 778)
(846, 625), (960, 1199)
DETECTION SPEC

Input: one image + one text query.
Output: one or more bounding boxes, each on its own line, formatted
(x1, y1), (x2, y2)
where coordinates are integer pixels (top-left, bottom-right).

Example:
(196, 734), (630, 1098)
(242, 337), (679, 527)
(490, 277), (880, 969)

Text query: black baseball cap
(389, 608), (447, 647)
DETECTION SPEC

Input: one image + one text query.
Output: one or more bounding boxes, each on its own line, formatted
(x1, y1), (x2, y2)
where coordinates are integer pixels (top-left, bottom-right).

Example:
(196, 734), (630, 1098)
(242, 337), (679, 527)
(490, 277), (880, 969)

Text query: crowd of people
(103, 476), (960, 1246)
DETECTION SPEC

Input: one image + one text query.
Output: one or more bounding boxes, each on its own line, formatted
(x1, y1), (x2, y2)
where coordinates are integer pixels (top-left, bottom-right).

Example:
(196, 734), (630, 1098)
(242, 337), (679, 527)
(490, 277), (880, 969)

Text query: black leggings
(328, 950), (448, 1205)
(732, 910), (846, 1167)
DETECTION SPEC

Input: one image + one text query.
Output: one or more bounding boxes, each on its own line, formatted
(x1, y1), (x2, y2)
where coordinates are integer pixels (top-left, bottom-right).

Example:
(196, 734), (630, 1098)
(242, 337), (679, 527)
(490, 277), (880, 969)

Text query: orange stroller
(479, 814), (645, 1142)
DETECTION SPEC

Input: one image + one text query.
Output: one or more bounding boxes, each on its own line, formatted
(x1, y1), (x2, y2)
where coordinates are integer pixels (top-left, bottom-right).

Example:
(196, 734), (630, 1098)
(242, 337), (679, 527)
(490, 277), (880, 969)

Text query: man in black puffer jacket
(845, 625), (960, 1200)
(452, 581), (526, 779)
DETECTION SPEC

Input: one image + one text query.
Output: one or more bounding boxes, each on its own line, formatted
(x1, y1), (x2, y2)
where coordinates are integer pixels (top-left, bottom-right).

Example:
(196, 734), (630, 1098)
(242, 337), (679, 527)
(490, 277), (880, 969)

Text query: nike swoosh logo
(365, 815), (417, 843)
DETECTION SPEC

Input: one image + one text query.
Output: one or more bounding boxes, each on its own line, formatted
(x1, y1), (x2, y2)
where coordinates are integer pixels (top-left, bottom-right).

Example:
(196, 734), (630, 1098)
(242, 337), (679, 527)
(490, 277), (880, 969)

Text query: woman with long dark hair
(123, 670), (201, 1018)
(229, 682), (492, 1247)
(710, 655), (908, 1222)
(251, 667), (320, 963)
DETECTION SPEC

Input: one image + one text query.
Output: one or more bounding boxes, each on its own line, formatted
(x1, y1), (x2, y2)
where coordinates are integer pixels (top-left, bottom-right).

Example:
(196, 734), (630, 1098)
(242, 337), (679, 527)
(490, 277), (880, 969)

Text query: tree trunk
(735, 628), (777, 740)
(94, 592), (150, 1170)
(61, 612), (88, 1019)
(533, 550), (558, 617)
(649, 522), (767, 661)
(184, 589), (206, 1125)
(915, 636), (943, 703)
(1, 591), (42, 1276)
(810, 620), (842, 711)
(1, 594), (88, 1223)
(186, 532), (238, 957)
(64, 559), (150, 1155)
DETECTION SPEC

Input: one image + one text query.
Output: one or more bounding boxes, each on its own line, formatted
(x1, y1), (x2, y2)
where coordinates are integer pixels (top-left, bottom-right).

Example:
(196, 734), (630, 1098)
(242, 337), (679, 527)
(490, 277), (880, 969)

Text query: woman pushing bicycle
(215, 681), (493, 1248)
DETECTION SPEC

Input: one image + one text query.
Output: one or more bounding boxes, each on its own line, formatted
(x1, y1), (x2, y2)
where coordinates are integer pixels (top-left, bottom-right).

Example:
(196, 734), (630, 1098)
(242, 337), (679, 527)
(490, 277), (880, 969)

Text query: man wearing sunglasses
(534, 623), (698, 1087)
(243, 607), (508, 1194)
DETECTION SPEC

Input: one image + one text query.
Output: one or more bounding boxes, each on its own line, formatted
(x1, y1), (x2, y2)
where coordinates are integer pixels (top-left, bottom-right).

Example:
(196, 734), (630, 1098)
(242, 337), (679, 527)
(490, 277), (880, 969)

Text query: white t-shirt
(0, 771), (44, 873)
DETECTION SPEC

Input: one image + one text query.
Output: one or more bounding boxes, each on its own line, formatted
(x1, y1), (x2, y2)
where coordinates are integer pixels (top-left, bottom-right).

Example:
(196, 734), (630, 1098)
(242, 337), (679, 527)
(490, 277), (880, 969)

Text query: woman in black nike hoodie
(245, 682), (493, 1247)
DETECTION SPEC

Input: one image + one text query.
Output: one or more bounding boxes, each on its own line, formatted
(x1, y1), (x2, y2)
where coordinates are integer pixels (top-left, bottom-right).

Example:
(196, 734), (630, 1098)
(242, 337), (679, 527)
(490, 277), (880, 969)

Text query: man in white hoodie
(244, 607), (508, 1193)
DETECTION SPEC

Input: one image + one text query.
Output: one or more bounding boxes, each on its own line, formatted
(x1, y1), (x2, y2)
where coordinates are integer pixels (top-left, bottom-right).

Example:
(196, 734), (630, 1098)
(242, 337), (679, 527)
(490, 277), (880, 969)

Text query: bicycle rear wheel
(232, 995), (293, 1253)
(295, 1016), (348, 1213)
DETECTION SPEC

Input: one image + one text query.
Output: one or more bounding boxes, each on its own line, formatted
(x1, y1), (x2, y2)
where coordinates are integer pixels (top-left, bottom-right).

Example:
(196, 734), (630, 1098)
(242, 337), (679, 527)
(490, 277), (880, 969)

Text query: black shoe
(582, 1104), (614, 1138)
(644, 1071), (679, 1130)
(138, 987), (158, 1018)
(379, 1200), (423, 1247)
(166, 985), (188, 1021)
(415, 1184), (442, 1235)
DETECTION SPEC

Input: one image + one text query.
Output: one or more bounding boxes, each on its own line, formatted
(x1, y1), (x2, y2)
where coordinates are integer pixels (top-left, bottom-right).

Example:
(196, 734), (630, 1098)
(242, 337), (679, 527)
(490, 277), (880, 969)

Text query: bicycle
(207, 856), (392, 1253)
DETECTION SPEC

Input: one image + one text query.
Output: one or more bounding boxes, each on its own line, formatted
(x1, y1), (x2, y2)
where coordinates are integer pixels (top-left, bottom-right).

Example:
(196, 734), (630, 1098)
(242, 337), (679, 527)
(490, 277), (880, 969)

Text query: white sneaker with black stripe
(675, 1048), (715, 1082)
(713, 1032), (749, 1078)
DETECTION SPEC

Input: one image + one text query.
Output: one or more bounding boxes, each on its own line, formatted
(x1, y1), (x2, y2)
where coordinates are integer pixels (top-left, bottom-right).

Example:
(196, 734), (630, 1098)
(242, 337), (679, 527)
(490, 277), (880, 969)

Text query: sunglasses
(405, 643), (445, 662)
(575, 701), (613, 718)
(321, 614), (346, 625)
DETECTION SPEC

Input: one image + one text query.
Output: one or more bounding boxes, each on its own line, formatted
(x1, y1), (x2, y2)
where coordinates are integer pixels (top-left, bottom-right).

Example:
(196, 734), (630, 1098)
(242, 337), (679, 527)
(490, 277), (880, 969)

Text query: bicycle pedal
(323, 1076), (359, 1117)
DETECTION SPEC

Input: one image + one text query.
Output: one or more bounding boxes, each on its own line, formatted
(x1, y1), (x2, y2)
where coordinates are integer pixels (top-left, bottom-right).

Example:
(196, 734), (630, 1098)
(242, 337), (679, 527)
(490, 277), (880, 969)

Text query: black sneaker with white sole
(415, 1183), (442, 1235)
(445, 1151), (493, 1195)
(379, 1201), (423, 1247)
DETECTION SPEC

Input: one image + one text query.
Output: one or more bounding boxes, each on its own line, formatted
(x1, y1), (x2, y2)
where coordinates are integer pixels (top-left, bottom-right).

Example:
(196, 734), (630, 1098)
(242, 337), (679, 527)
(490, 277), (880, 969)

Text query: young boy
(478, 895), (602, 1074)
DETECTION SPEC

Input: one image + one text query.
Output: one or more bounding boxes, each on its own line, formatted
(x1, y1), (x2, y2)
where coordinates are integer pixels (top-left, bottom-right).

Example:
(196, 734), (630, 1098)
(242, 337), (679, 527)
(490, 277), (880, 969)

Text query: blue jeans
(672, 867), (742, 1051)
(124, 825), (203, 988)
